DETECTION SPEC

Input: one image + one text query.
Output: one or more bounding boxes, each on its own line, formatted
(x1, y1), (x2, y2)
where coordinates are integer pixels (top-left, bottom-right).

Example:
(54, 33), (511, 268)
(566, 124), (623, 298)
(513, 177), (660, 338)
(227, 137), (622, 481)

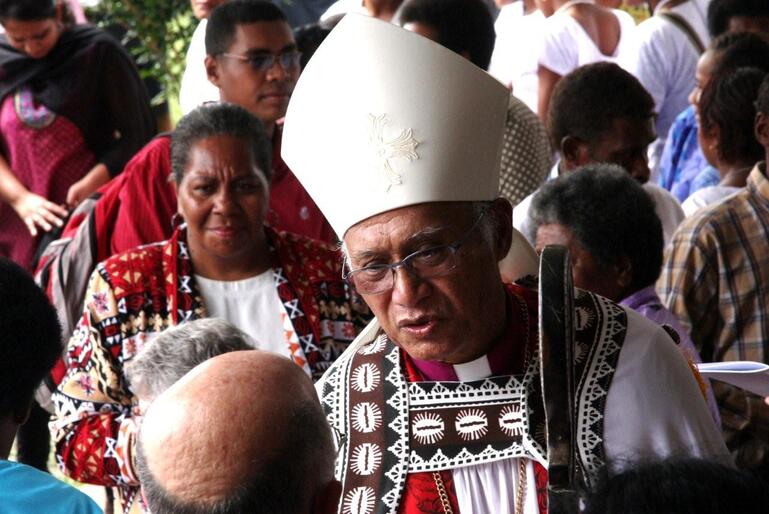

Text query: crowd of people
(2, 0), (769, 513)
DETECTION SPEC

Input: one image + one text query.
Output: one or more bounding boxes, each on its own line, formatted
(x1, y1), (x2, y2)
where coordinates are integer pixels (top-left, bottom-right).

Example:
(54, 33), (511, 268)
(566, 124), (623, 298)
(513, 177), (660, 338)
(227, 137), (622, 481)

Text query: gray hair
(340, 200), (498, 265)
(471, 200), (498, 246)
(125, 318), (253, 401)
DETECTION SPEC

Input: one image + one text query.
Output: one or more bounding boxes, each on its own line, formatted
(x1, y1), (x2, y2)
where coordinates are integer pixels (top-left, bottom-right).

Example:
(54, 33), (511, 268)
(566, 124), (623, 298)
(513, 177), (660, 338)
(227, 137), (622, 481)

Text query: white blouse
(538, 8), (638, 77)
(195, 270), (290, 358)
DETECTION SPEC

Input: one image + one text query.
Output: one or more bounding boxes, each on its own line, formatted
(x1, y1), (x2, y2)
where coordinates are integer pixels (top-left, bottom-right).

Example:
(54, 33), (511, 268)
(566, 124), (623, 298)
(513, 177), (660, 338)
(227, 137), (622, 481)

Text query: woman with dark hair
(531, 164), (720, 424)
(51, 103), (369, 514)
(682, 67), (766, 215)
(0, 0), (155, 270)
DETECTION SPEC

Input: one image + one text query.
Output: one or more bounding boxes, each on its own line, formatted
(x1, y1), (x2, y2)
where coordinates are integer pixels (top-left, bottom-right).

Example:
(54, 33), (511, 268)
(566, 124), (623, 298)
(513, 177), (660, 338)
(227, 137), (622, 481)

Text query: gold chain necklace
(431, 457), (528, 514)
(432, 293), (534, 513)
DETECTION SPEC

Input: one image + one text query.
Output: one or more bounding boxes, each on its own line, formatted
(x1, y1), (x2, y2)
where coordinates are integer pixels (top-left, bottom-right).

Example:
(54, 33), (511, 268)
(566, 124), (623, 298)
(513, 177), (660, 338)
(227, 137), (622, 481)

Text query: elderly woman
(124, 318), (253, 409)
(51, 103), (370, 514)
(0, 0), (154, 270)
(530, 164), (720, 425)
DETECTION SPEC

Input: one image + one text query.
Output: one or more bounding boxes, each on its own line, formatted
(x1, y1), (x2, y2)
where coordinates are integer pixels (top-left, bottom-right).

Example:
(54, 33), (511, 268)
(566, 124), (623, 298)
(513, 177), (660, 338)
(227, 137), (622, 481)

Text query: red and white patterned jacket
(51, 226), (370, 514)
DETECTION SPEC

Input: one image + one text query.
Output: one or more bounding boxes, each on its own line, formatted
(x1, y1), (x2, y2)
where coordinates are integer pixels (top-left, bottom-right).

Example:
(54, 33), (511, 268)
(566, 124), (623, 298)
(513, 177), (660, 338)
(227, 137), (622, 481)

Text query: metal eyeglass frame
(219, 50), (302, 72)
(343, 208), (488, 295)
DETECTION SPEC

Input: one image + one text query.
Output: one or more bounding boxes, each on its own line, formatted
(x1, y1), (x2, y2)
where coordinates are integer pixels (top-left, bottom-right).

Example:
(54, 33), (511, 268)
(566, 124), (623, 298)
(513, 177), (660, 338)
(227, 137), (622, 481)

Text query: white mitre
(282, 14), (509, 238)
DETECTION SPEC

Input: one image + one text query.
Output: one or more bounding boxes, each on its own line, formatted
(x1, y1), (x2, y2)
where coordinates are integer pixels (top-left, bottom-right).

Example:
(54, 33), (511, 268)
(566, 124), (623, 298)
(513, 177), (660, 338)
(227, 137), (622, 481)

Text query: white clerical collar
(453, 354), (493, 381)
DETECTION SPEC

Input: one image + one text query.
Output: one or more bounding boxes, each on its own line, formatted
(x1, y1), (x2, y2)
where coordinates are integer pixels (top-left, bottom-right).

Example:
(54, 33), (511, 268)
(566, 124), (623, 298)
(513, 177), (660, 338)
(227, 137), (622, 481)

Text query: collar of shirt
(549, 160), (560, 181)
(654, 0), (675, 14)
(619, 285), (661, 312)
(747, 161), (769, 202)
(408, 291), (522, 381)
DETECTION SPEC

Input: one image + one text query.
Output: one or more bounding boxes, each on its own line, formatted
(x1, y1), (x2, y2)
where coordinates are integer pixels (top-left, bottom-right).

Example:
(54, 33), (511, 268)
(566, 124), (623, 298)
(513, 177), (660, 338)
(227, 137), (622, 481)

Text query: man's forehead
(228, 20), (295, 52)
(344, 202), (474, 247)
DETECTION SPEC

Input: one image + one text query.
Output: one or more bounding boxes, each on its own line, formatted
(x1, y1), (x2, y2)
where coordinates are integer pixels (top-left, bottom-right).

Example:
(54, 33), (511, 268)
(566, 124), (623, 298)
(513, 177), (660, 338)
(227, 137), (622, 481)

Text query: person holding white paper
(659, 74), (769, 479)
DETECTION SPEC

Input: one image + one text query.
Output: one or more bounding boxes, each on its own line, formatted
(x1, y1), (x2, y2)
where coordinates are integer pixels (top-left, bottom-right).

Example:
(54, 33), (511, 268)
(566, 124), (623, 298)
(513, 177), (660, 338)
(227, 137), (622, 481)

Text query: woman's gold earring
(171, 212), (184, 229)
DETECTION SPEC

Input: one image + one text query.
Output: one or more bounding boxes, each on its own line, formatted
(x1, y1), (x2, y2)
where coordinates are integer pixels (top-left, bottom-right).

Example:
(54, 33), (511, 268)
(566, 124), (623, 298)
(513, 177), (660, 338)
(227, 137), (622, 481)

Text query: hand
(66, 164), (111, 209)
(66, 177), (93, 209)
(11, 192), (68, 236)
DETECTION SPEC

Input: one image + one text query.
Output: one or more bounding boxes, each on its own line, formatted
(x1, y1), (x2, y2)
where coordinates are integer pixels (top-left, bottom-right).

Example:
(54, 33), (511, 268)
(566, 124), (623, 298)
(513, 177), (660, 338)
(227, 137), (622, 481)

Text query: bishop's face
(343, 201), (511, 364)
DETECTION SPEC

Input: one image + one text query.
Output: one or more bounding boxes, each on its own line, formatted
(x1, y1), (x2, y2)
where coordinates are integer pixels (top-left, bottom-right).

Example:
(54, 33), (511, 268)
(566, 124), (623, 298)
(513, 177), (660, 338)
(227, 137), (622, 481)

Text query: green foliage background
(86, 0), (197, 109)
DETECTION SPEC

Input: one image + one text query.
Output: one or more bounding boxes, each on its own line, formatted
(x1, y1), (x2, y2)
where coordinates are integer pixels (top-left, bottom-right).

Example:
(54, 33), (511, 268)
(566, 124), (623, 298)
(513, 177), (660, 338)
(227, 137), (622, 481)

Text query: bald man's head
(137, 350), (339, 514)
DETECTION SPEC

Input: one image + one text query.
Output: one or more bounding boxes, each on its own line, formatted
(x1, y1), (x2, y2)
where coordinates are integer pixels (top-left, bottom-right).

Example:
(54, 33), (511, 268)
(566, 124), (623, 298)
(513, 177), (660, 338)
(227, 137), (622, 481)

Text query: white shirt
(630, 0), (710, 179)
(682, 185), (741, 217)
(538, 8), (637, 77)
(644, 182), (685, 245)
(489, 4), (545, 113)
(513, 166), (684, 247)
(195, 271), (289, 358)
(179, 20), (220, 115)
(426, 306), (727, 513)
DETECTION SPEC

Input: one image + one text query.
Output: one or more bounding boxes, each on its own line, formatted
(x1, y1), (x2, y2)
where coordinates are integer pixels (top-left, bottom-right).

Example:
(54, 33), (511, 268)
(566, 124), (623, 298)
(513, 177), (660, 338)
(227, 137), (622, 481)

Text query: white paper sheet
(697, 361), (769, 397)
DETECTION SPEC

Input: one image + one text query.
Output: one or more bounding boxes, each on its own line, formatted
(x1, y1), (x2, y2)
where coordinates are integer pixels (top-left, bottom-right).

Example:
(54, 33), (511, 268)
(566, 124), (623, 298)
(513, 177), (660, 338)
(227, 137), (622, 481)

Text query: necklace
(432, 459), (529, 514)
(432, 299), (533, 514)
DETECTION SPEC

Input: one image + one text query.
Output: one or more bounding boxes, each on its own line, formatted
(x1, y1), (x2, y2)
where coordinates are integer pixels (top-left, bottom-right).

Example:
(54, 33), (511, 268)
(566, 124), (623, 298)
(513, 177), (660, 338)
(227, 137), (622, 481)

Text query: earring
(171, 212), (184, 230)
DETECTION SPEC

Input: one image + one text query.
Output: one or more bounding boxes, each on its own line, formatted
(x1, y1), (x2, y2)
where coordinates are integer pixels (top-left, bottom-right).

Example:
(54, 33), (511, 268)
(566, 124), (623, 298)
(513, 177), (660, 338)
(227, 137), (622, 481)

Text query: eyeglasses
(219, 51), (302, 72)
(344, 209), (487, 295)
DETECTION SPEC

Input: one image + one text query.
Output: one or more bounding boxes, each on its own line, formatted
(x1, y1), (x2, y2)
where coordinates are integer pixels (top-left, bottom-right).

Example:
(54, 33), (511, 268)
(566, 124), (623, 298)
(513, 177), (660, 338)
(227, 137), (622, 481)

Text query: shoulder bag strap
(658, 12), (706, 55)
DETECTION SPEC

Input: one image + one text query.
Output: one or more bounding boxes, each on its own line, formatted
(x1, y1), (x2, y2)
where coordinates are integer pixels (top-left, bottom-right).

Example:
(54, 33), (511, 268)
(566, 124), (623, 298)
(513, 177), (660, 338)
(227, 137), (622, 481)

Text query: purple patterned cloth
(621, 285), (721, 426)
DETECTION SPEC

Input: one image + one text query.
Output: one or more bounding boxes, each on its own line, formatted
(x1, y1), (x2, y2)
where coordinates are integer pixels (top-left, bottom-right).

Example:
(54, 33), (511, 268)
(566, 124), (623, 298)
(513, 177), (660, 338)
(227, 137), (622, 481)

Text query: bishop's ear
(488, 197), (513, 260)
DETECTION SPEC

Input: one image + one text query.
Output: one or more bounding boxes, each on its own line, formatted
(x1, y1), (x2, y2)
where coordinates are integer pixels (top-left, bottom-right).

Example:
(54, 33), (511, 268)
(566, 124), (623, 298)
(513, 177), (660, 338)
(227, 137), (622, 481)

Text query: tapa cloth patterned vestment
(50, 227), (370, 514)
(318, 284), (728, 514)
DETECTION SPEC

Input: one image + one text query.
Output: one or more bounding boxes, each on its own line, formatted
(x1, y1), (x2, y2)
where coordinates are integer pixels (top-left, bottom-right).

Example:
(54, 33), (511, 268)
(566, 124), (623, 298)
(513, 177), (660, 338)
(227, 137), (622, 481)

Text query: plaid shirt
(658, 162), (769, 361)
(658, 162), (769, 475)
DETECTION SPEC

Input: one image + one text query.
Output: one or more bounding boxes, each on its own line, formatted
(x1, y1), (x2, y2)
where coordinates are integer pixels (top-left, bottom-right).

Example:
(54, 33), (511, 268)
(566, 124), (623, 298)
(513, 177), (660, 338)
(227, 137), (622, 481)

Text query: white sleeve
(603, 307), (730, 471)
(614, 9), (639, 71)
(643, 183), (684, 246)
(681, 191), (706, 218)
(538, 14), (578, 77)
(629, 19), (672, 116)
(179, 21), (220, 115)
(512, 192), (536, 245)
